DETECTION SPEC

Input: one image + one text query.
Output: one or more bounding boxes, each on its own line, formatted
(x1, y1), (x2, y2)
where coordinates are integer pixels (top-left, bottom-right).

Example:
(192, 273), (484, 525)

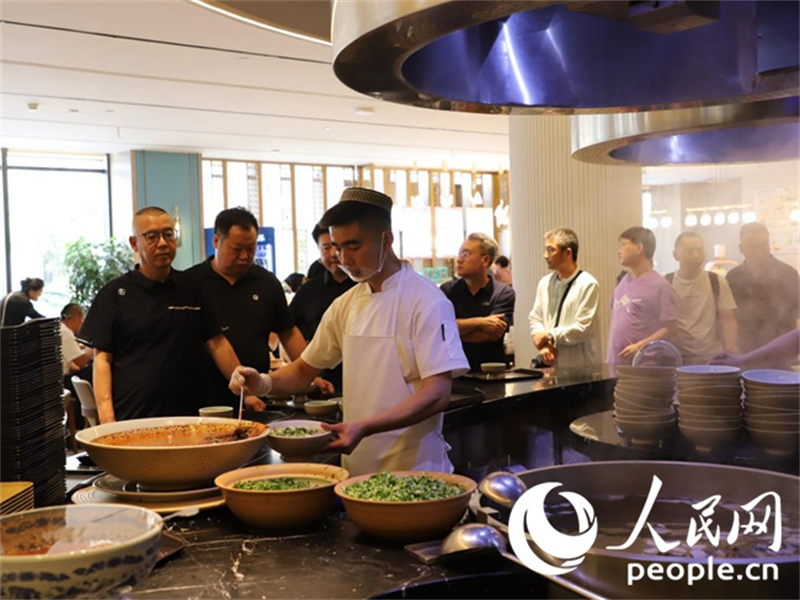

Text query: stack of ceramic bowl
(676, 365), (742, 452)
(613, 366), (677, 444)
(0, 318), (66, 506)
(742, 369), (800, 456)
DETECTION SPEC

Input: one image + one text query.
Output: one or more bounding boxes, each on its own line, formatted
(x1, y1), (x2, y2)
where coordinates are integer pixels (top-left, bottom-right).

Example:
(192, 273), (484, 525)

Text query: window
(3, 150), (110, 316)
(201, 160), (224, 228)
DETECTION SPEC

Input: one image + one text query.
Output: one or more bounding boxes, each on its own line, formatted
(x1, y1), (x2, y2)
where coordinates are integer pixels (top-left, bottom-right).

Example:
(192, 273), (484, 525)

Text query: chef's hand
(312, 377), (335, 396)
(619, 341), (644, 359)
(244, 395), (267, 411)
(229, 366), (273, 397)
(708, 351), (745, 368)
(320, 421), (366, 455)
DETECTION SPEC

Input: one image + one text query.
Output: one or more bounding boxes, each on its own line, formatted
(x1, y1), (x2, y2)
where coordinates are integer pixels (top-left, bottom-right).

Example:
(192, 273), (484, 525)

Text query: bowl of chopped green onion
(265, 419), (333, 459)
(334, 471), (477, 541)
(215, 463), (349, 529)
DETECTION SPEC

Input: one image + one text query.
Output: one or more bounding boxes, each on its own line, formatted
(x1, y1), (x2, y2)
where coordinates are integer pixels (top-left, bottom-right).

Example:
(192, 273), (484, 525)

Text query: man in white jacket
(529, 228), (601, 367)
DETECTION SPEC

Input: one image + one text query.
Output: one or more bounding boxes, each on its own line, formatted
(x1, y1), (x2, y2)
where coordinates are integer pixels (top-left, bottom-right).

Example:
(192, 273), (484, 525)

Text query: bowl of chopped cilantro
(215, 463), (349, 529)
(265, 419), (333, 459)
(334, 471), (477, 541)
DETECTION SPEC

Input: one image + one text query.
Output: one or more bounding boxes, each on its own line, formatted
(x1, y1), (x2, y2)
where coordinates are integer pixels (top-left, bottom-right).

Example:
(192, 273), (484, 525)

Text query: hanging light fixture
(645, 215), (659, 229)
(700, 213), (712, 227)
(742, 210), (757, 223)
(685, 213), (698, 227)
(791, 208), (800, 222)
(727, 211), (740, 225)
(713, 212), (726, 226)
(660, 215), (673, 228)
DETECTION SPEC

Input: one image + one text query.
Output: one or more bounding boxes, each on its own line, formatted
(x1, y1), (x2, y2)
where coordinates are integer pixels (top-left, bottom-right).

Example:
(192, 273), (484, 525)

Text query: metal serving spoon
(478, 472), (527, 510)
(439, 524), (604, 600)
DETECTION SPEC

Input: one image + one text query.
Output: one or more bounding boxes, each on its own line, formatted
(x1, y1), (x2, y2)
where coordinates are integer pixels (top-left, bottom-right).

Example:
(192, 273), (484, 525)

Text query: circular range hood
(572, 97), (800, 165)
(332, 0), (799, 114)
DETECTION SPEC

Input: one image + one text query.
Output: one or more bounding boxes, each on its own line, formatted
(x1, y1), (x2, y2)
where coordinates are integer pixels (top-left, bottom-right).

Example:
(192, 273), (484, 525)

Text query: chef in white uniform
(230, 187), (469, 475)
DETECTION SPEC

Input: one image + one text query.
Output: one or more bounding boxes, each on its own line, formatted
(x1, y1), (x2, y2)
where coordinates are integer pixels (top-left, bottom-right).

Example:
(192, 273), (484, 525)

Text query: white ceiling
(0, 0), (509, 171)
(1, 0), (795, 184)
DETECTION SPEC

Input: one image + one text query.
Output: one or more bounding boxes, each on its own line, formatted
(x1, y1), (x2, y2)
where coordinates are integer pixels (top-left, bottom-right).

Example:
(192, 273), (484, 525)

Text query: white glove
(230, 366), (273, 397)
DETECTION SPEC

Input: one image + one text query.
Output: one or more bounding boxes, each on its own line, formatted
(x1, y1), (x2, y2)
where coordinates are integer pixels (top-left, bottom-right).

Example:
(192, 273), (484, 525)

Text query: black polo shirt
(78, 267), (222, 421)
(439, 277), (515, 371)
(289, 270), (356, 392)
(186, 258), (295, 407)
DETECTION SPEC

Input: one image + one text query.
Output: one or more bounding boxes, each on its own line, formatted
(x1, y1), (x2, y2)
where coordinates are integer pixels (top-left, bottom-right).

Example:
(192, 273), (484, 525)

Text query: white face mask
(339, 232), (387, 283)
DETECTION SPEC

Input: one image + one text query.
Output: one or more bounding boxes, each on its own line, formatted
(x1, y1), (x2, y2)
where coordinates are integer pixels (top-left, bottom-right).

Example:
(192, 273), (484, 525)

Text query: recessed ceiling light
(106, 109), (115, 113)
(323, 127), (331, 131)
(271, 149), (281, 154)
(354, 107), (376, 116)
(26, 102), (39, 112)
(69, 108), (79, 113)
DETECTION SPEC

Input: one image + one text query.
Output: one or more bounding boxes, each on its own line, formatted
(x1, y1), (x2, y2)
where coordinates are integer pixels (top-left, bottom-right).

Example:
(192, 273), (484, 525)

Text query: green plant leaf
(64, 237), (134, 308)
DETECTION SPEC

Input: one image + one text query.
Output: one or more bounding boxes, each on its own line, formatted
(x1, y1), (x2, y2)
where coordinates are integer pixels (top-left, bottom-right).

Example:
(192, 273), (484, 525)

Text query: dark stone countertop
(117, 366), (615, 600)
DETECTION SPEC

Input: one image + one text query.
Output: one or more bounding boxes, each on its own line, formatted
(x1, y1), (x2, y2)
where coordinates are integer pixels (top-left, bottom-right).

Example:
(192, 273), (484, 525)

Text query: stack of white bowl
(676, 365), (742, 452)
(742, 369), (800, 456)
(613, 366), (676, 444)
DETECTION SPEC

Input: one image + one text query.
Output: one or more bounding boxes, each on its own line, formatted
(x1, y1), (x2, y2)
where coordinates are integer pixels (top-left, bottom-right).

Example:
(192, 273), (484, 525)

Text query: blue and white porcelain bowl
(0, 504), (163, 599)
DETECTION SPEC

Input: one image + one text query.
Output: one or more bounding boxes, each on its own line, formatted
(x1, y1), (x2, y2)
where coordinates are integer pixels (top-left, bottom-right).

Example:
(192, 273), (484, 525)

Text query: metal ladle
(439, 524), (604, 600)
(478, 472), (527, 510)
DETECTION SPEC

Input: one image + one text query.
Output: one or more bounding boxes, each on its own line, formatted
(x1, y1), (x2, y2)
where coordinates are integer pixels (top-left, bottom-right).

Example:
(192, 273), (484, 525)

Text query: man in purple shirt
(608, 227), (678, 366)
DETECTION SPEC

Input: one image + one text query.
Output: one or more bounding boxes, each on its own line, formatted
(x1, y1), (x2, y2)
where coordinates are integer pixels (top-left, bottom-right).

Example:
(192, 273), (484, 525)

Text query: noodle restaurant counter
(124, 504), (567, 600)
(63, 365), (797, 599)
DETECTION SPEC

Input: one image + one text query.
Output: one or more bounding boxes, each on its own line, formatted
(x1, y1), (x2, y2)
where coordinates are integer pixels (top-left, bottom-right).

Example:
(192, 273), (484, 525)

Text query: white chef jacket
(528, 270), (602, 368)
(301, 264), (469, 471)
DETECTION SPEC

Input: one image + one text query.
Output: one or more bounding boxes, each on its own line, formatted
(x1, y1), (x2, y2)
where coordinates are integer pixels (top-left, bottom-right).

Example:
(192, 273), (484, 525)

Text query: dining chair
(70, 377), (99, 428)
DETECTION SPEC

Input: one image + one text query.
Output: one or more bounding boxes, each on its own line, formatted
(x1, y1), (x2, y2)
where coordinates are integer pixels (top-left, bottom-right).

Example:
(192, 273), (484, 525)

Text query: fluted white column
(509, 115), (642, 368)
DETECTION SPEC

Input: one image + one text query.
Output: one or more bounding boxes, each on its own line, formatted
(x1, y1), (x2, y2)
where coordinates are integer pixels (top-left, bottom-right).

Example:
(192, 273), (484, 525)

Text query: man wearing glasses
(79, 206), (241, 423)
(440, 233), (515, 372)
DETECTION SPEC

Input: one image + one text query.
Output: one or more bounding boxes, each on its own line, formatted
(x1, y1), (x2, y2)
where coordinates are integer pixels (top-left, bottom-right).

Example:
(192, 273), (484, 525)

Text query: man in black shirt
(440, 233), (515, 371)
(727, 223), (800, 361)
(79, 207), (241, 423)
(289, 224), (356, 392)
(187, 208), (330, 411)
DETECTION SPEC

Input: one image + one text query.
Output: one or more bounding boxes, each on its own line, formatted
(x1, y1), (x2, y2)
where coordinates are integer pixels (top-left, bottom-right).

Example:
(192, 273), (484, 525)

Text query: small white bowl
(304, 400), (339, 417)
(267, 419), (332, 458)
(678, 422), (741, 451)
(480, 362), (506, 374)
(616, 366), (676, 379)
(677, 403), (742, 418)
(742, 369), (800, 386)
(677, 365), (741, 376)
(745, 426), (800, 455)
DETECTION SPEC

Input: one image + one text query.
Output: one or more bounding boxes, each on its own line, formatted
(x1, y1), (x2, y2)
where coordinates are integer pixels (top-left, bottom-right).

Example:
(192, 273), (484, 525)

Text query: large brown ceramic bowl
(215, 463), (349, 529)
(335, 471), (476, 542)
(75, 417), (269, 490)
(0, 504), (162, 599)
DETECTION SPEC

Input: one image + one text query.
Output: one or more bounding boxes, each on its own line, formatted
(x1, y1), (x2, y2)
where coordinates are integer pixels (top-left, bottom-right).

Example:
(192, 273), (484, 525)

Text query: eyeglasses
(458, 250), (488, 259)
(138, 228), (176, 245)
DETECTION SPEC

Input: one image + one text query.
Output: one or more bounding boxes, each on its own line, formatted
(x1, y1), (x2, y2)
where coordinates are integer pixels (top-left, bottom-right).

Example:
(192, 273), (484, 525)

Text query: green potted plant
(64, 238), (134, 308)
